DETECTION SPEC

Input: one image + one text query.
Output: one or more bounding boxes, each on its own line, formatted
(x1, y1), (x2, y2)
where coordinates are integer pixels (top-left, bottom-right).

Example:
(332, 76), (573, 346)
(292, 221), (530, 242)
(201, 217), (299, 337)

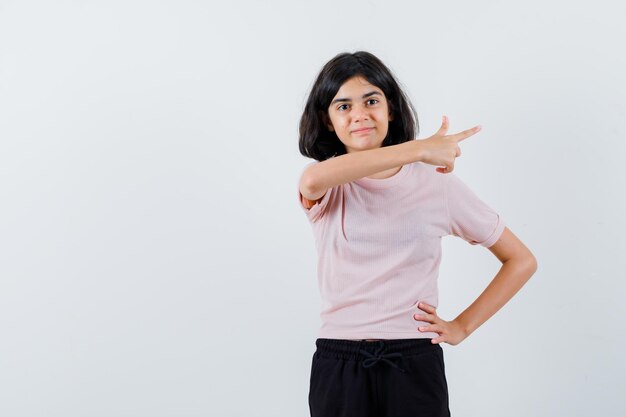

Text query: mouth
(352, 127), (374, 134)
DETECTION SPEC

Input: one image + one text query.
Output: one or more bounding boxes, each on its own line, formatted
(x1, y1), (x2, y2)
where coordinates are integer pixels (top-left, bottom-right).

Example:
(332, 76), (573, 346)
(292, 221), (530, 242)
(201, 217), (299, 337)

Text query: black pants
(308, 338), (451, 417)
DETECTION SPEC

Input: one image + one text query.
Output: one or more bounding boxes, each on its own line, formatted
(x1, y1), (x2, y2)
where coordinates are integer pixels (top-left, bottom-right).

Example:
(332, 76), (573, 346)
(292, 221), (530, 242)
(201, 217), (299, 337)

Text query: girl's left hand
(414, 302), (468, 346)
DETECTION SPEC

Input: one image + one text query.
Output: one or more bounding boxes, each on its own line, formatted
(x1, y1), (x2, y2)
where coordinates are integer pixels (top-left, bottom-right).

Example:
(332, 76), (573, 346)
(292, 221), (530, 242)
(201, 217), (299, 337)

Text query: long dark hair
(298, 51), (419, 161)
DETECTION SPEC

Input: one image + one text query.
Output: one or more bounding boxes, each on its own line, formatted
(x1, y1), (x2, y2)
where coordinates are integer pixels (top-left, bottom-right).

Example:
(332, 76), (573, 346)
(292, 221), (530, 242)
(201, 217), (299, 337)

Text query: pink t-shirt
(298, 160), (506, 340)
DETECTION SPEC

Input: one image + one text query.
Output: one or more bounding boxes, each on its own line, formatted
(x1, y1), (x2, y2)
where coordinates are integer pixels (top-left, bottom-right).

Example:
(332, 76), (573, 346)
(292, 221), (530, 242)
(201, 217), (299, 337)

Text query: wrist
(411, 139), (425, 163)
(452, 318), (472, 338)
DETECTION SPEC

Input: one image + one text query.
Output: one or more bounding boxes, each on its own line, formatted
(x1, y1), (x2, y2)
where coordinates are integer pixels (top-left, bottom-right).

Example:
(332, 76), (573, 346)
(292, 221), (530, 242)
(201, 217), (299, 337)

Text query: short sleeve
(444, 172), (505, 247)
(297, 161), (334, 223)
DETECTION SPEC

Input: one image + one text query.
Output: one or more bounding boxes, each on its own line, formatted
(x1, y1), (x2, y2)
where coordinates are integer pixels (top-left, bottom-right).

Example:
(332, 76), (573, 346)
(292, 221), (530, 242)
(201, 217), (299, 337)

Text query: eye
(367, 98), (379, 105)
(338, 104), (349, 111)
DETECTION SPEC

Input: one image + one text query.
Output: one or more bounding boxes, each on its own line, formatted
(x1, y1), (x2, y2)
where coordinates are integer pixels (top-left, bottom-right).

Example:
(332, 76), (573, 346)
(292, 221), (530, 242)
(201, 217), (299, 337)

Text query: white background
(1, 1), (624, 416)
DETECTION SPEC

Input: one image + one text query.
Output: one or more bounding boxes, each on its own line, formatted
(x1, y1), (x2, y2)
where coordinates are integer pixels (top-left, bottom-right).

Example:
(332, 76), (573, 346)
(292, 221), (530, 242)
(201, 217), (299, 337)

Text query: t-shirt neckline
(353, 163), (410, 188)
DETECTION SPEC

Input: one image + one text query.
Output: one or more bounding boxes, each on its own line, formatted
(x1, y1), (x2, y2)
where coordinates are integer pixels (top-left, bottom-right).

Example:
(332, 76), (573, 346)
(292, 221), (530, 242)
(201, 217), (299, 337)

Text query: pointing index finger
(453, 125), (482, 142)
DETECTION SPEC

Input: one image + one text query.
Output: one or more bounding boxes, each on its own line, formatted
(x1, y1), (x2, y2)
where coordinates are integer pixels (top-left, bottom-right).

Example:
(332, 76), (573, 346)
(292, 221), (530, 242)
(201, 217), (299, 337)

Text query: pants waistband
(314, 338), (440, 373)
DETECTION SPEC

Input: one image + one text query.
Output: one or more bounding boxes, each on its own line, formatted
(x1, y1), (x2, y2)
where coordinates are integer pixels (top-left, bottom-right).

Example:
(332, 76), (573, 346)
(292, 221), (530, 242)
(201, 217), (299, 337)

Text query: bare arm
(415, 226), (538, 345)
(300, 140), (422, 200)
(300, 116), (482, 201)
(453, 227), (538, 337)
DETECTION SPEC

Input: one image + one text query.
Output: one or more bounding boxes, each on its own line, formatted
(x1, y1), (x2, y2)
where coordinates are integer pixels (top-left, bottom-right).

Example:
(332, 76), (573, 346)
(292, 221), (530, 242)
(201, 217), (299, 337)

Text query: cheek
(334, 117), (349, 129)
(378, 108), (391, 120)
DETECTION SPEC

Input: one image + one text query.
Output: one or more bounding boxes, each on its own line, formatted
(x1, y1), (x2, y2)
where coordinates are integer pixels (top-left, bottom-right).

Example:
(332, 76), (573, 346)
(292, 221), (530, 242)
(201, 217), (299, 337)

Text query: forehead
(333, 76), (384, 98)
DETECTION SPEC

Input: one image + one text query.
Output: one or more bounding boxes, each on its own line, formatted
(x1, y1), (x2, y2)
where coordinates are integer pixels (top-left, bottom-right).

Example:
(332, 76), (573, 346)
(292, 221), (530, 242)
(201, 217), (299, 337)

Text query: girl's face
(325, 75), (394, 154)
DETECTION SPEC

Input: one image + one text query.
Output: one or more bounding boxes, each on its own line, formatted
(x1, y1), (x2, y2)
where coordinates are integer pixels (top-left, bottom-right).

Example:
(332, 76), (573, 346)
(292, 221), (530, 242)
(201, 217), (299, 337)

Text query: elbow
(505, 253), (538, 277)
(301, 175), (317, 197)
(301, 170), (322, 196)
(524, 254), (538, 277)
(530, 256), (538, 274)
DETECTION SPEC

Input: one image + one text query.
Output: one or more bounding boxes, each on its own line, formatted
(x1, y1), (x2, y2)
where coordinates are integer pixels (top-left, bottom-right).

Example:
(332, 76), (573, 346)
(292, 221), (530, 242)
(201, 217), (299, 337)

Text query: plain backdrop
(1, 0), (624, 416)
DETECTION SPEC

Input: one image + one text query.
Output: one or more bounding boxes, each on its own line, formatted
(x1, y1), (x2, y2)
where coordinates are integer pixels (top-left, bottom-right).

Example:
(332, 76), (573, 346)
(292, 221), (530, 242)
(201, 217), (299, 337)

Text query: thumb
(435, 115), (449, 137)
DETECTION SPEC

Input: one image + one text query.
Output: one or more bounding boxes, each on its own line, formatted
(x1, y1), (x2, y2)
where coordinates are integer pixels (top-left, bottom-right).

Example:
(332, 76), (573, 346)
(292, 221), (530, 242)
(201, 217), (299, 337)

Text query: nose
(351, 104), (370, 122)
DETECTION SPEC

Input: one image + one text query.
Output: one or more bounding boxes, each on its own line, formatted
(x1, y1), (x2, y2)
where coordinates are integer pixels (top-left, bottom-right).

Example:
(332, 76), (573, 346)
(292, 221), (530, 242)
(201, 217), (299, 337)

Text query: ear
(388, 111), (394, 122)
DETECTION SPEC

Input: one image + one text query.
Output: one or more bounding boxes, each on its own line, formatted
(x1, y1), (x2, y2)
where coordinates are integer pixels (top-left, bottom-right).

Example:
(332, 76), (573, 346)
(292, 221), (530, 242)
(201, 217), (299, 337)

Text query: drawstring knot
(358, 341), (406, 373)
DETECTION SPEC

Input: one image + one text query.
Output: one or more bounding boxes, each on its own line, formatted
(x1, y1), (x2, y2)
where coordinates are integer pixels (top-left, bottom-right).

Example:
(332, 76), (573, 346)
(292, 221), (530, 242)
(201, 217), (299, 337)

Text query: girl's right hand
(416, 115), (482, 173)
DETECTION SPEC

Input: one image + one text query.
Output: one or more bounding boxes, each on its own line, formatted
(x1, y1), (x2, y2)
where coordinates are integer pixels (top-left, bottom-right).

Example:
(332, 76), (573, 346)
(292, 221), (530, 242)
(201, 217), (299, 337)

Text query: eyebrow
(330, 91), (382, 105)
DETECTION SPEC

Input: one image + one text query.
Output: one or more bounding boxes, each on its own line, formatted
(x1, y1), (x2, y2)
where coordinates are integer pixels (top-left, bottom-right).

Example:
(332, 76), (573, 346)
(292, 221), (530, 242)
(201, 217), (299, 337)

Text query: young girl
(297, 51), (537, 417)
